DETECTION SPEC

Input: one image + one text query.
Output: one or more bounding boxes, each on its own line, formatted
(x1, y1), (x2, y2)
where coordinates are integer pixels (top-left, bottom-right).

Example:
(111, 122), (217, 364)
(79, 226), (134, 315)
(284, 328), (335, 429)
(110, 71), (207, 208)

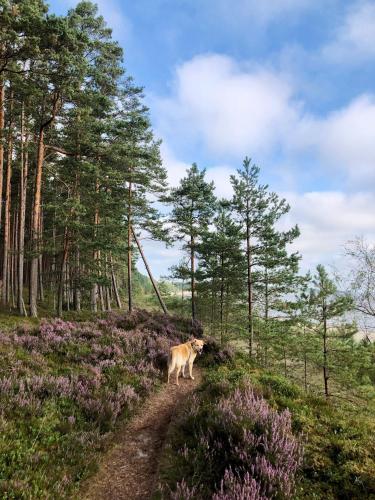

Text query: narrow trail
(81, 368), (202, 500)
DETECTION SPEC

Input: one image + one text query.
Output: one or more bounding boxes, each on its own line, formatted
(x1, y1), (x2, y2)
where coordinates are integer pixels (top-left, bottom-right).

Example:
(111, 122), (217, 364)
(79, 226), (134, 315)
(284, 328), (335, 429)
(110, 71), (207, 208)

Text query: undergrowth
(157, 354), (375, 499)
(0, 309), (202, 499)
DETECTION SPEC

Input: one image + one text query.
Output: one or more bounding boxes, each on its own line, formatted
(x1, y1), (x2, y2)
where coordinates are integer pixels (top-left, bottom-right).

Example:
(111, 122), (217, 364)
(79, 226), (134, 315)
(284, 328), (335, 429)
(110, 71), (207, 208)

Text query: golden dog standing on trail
(167, 338), (205, 386)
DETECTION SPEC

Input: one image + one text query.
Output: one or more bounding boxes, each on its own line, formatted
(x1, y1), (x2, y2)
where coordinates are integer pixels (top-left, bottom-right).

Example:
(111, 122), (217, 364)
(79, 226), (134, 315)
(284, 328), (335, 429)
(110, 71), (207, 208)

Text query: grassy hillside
(2, 308), (374, 499)
(0, 310), (203, 499)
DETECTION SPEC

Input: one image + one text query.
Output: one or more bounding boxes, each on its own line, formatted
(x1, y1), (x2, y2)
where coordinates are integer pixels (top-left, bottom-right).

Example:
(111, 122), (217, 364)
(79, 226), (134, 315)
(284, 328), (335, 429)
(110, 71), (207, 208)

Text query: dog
(167, 338), (205, 386)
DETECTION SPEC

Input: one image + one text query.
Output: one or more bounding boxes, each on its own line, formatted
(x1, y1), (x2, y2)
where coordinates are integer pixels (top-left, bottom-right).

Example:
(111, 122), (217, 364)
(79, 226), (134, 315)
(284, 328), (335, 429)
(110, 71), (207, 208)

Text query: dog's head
(190, 338), (205, 354)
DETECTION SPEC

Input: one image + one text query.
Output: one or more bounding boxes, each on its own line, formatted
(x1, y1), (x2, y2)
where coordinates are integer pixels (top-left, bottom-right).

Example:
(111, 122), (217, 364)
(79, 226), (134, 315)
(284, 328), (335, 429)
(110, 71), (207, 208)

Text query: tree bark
(18, 102), (28, 315)
(2, 90), (13, 305)
(11, 210), (17, 308)
(30, 94), (60, 317)
(91, 179), (100, 312)
(264, 266), (269, 367)
(74, 249), (81, 311)
(132, 226), (169, 314)
(246, 200), (254, 356)
(38, 214), (44, 302)
(323, 303), (329, 398)
(127, 181), (132, 312)
(220, 255), (224, 345)
(0, 78), (5, 230)
(57, 227), (69, 317)
(190, 235), (196, 320)
(110, 254), (122, 309)
(99, 284), (105, 311)
(29, 126), (45, 317)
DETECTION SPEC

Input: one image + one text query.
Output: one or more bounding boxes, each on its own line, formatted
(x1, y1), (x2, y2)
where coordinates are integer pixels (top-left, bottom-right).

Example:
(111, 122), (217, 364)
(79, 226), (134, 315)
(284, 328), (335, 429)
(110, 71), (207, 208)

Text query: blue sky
(51, 0), (375, 277)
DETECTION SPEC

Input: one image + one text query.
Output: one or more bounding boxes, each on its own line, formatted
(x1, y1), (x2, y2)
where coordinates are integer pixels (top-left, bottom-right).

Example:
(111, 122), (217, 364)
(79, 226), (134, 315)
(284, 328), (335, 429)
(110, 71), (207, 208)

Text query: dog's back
(169, 342), (189, 369)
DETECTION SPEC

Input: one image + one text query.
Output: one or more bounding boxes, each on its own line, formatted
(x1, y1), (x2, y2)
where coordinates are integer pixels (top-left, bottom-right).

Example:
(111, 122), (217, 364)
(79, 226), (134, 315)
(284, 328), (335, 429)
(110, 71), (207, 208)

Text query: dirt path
(81, 369), (202, 500)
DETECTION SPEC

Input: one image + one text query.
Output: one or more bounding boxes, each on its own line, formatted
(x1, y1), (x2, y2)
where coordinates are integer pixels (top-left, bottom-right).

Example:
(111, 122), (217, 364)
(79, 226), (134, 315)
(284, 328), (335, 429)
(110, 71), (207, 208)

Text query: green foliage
(165, 163), (216, 318)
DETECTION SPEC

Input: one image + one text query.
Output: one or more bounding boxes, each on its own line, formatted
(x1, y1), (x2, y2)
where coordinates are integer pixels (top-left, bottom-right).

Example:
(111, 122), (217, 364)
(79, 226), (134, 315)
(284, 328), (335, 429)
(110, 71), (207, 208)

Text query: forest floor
(80, 368), (202, 500)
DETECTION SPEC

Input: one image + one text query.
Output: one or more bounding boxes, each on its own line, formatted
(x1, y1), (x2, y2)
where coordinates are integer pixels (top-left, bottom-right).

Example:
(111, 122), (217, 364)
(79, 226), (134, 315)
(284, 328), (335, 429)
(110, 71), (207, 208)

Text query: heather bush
(158, 358), (375, 500)
(0, 309), (205, 499)
(158, 376), (302, 499)
(196, 335), (234, 367)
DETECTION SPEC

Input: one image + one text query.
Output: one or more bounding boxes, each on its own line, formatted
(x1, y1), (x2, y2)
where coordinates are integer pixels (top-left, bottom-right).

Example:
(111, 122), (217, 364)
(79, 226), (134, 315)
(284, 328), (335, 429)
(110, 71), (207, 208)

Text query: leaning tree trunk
(110, 254), (122, 309)
(132, 226), (168, 314)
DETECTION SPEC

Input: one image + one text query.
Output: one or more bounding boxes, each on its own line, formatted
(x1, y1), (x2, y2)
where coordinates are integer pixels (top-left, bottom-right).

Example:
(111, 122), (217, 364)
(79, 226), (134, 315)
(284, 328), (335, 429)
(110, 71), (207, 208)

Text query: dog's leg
(176, 366), (181, 386)
(181, 362), (186, 378)
(167, 358), (175, 384)
(188, 361), (195, 380)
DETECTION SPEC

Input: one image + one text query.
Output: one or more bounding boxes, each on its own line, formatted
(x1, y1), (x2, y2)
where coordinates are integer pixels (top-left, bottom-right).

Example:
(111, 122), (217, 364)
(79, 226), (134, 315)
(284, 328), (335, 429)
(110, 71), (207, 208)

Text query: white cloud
(154, 54), (301, 158)
(160, 143), (236, 199)
(155, 53), (375, 188)
(279, 191), (375, 271)
(160, 143), (191, 187)
(205, 165), (236, 199)
(293, 95), (375, 185)
(323, 1), (375, 62)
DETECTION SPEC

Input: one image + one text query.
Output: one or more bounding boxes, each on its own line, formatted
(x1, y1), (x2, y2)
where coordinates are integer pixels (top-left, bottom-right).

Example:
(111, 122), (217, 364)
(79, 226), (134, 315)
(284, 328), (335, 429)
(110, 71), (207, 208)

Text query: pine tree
(309, 265), (354, 398)
(0, 1), (166, 317)
(254, 223), (301, 364)
(197, 201), (245, 343)
(230, 157), (272, 355)
(166, 164), (216, 320)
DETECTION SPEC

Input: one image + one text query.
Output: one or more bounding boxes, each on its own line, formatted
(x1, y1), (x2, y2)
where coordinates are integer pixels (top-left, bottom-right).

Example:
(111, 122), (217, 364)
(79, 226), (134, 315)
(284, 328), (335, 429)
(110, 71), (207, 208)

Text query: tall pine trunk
(2, 90), (13, 305)
(38, 215), (44, 301)
(18, 102), (28, 315)
(30, 95), (60, 317)
(246, 201), (254, 356)
(57, 227), (69, 317)
(29, 127), (45, 317)
(127, 181), (132, 312)
(11, 210), (16, 307)
(91, 179), (100, 312)
(0, 78), (4, 230)
(323, 303), (329, 398)
(74, 249), (81, 311)
(220, 255), (224, 345)
(190, 235), (196, 320)
(264, 266), (269, 367)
